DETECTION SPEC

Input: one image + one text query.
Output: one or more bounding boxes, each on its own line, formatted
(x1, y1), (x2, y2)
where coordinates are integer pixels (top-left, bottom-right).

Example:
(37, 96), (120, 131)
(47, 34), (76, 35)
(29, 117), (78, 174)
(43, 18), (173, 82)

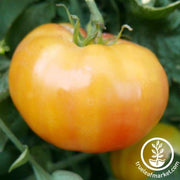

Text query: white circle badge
(140, 137), (174, 171)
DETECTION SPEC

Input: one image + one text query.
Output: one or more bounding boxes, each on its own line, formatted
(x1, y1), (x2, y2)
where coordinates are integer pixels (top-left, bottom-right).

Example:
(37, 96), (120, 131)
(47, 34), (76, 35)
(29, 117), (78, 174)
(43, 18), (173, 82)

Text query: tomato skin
(110, 123), (180, 180)
(9, 23), (168, 153)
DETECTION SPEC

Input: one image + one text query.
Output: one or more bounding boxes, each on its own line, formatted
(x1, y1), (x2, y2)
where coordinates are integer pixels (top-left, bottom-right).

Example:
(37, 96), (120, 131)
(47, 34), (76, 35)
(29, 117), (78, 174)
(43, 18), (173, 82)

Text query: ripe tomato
(110, 123), (180, 180)
(9, 23), (168, 153)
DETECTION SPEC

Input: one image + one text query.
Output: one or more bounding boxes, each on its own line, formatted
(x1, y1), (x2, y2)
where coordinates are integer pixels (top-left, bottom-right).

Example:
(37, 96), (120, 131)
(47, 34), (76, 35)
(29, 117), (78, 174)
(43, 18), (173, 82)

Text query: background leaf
(52, 170), (83, 180)
(0, 55), (10, 72)
(126, 0), (180, 19)
(0, 98), (29, 142)
(0, 71), (9, 102)
(0, 0), (37, 39)
(9, 146), (29, 172)
(0, 129), (8, 152)
(0, 145), (19, 175)
(5, 1), (56, 52)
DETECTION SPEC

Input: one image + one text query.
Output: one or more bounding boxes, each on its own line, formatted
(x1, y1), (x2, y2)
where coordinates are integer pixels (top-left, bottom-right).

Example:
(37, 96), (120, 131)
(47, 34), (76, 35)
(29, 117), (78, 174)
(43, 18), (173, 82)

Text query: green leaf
(70, 163), (91, 180)
(0, 128), (8, 152)
(98, 0), (122, 33)
(25, 175), (36, 180)
(6, 1), (56, 52)
(128, 0), (180, 19)
(52, 170), (83, 180)
(9, 146), (29, 172)
(0, 40), (10, 55)
(0, 70), (9, 102)
(69, 0), (85, 24)
(163, 84), (180, 122)
(0, 146), (19, 175)
(0, 55), (10, 72)
(0, 0), (36, 39)
(125, 9), (180, 84)
(138, 0), (156, 7)
(0, 98), (28, 138)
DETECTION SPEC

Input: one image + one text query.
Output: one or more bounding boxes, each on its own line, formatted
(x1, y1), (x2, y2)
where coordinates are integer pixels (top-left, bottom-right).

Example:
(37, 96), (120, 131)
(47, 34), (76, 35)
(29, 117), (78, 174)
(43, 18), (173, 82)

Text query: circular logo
(141, 137), (174, 171)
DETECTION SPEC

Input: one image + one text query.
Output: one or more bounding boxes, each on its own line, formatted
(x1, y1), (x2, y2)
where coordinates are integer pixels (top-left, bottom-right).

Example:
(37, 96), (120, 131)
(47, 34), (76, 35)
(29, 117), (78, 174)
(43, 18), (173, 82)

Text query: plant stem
(0, 118), (25, 152)
(98, 153), (113, 176)
(0, 118), (49, 176)
(48, 153), (94, 172)
(84, 0), (105, 44)
(85, 0), (104, 28)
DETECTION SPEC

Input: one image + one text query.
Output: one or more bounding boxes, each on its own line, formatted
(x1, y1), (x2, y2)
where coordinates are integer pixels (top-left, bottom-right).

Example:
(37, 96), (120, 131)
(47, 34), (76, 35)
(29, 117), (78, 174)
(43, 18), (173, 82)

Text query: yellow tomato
(110, 123), (180, 180)
(9, 23), (168, 153)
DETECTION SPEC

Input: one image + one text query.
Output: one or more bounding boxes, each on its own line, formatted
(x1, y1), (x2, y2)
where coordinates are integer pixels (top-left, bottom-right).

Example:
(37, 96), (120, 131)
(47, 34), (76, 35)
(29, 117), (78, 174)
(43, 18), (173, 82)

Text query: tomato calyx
(57, 0), (133, 47)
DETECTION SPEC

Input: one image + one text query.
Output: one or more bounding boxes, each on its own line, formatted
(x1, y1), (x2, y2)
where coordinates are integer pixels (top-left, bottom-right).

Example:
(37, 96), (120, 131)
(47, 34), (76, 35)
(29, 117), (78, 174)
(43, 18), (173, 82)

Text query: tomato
(9, 23), (168, 153)
(110, 123), (180, 180)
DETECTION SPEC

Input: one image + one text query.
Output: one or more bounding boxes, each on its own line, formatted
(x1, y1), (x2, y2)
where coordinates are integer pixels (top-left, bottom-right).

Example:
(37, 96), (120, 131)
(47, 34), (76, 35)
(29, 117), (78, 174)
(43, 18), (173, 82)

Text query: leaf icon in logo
(152, 149), (156, 154)
(152, 143), (156, 148)
(159, 143), (163, 149)
(149, 140), (166, 168)
(152, 155), (157, 158)
(158, 154), (164, 158)
(159, 148), (164, 154)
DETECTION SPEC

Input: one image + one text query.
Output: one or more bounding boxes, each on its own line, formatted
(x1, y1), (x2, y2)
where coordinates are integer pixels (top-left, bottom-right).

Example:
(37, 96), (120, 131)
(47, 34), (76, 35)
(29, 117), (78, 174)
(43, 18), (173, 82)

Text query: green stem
(0, 118), (49, 176)
(56, 4), (75, 25)
(83, 0), (105, 45)
(48, 153), (94, 172)
(85, 0), (104, 28)
(85, 0), (105, 44)
(57, 0), (105, 46)
(0, 118), (25, 152)
(107, 24), (133, 45)
(98, 153), (113, 177)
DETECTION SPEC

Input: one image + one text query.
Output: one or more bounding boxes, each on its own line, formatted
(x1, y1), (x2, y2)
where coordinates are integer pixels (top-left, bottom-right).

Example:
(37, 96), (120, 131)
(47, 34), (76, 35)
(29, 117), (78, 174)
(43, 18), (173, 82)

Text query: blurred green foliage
(0, 0), (180, 179)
